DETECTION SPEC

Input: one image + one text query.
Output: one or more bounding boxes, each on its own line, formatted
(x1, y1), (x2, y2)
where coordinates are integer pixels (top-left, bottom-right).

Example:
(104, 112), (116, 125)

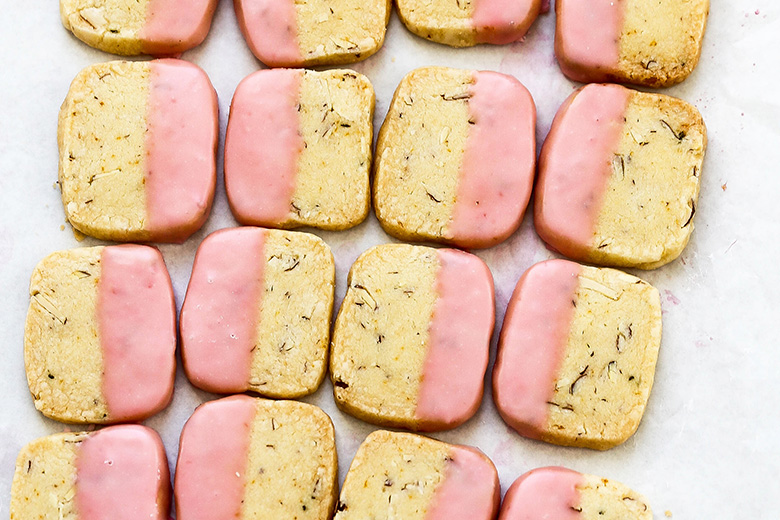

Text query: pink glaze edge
(534, 84), (630, 259)
(180, 228), (266, 393)
(140, 0), (218, 55)
(473, 0), (542, 44)
(224, 69), (302, 226)
(448, 71), (536, 249)
(424, 445), (500, 520)
(145, 59), (217, 243)
(75, 425), (171, 520)
(234, 0), (302, 67)
(554, 0), (624, 82)
(98, 245), (176, 422)
(174, 395), (257, 520)
(498, 467), (584, 520)
(492, 259), (581, 439)
(415, 249), (495, 430)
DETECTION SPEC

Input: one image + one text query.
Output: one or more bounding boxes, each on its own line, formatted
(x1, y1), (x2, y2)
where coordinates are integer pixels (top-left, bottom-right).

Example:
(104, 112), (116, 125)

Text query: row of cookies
(60, 0), (709, 86)
(59, 60), (706, 268)
(25, 232), (660, 450)
(11, 396), (653, 519)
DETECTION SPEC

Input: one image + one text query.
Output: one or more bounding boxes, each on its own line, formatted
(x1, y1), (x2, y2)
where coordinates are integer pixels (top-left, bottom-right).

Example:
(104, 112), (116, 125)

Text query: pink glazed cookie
(499, 467), (652, 520)
(374, 67), (536, 249)
(59, 59), (218, 243)
(535, 83), (706, 269)
(555, 0), (709, 87)
(234, 0), (391, 67)
(330, 244), (494, 431)
(397, 0), (542, 47)
(493, 259), (661, 450)
(225, 69), (374, 230)
(175, 396), (338, 520)
(10, 425), (171, 520)
(24, 245), (176, 424)
(334, 430), (499, 520)
(60, 0), (218, 56)
(180, 227), (335, 398)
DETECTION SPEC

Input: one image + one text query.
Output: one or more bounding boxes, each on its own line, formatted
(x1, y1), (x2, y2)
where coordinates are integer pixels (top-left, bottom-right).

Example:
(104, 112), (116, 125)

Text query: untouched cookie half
(24, 245), (176, 424)
(374, 67), (536, 249)
(330, 244), (494, 431)
(10, 426), (170, 520)
(60, 0), (218, 56)
(59, 59), (218, 243)
(225, 69), (373, 230)
(334, 430), (499, 520)
(493, 259), (662, 450)
(234, 0), (391, 67)
(499, 467), (652, 520)
(180, 227), (335, 398)
(555, 0), (709, 87)
(535, 83), (706, 269)
(175, 395), (338, 520)
(397, 0), (542, 47)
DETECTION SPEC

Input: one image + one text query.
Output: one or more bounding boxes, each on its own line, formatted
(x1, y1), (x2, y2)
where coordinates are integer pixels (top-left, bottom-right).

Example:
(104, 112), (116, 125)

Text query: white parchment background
(1, 1), (778, 517)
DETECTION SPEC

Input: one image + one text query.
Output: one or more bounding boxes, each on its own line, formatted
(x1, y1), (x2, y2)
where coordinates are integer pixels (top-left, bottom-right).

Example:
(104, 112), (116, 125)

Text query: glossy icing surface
(499, 466), (583, 520)
(425, 446), (499, 520)
(473, 0), (541, 44)
(234, 0), (302, 66)
(555, 0), (623, 81)
(175, 396), (256, 520)
(145, 59), (217, 243)
(180, 228), (265, 393)
(493, 259), (581, 438)
(449, 71), (536, 248)
(98, 245), (175, 421)
(416, 249), (494, 429)
(141, 0), (217, 54)
(225, 69), (303, 226)
(535, 84), (630, 258)
(75, 425), (170, 520)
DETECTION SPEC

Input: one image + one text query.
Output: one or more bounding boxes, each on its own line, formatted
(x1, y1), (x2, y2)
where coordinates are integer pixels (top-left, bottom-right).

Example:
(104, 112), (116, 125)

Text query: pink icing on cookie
(225, 69), (303, 226)
(499, 467), (583, 520)
(416, 249), (494, 430)
(180, 227), (266, 394)
(473, 0), (541, 44)
(140, 0), (217, 55)
(145, 59), (217, 243)
(535, 84), (630, 259)
(234, 0), (302, 66)
(425, 446), (500, 520)
(75, 425), (171, 520)
(98, 245), (175, 422)
(555, 0), (624, 82)
(448, 71), (536, 249)
(492, 259), (581, 438)
(175, 396), (257, 520)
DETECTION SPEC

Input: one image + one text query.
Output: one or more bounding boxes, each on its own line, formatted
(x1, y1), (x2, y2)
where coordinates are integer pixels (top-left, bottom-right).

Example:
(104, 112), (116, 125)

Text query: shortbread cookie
(10, 426), (170, 520)
(397, 0), (541, 47)
(181, 227), (335, 398)
(175, 395), (338, 520)
(500, 467), (652, 520)
(535, 83), (706, 269)
(225, 69), (373, 230)
(374, 67), (536, 249)
(234, 0), (391, 67)
(555, 0), (709, 87)
(24, 245), (176, 424)
(493, 259), (661, 450)
(330, 244), (494, 431)
(59, 59), (218, 243)
(60, 0), (218, 56)
(334, 430), (499, 520)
